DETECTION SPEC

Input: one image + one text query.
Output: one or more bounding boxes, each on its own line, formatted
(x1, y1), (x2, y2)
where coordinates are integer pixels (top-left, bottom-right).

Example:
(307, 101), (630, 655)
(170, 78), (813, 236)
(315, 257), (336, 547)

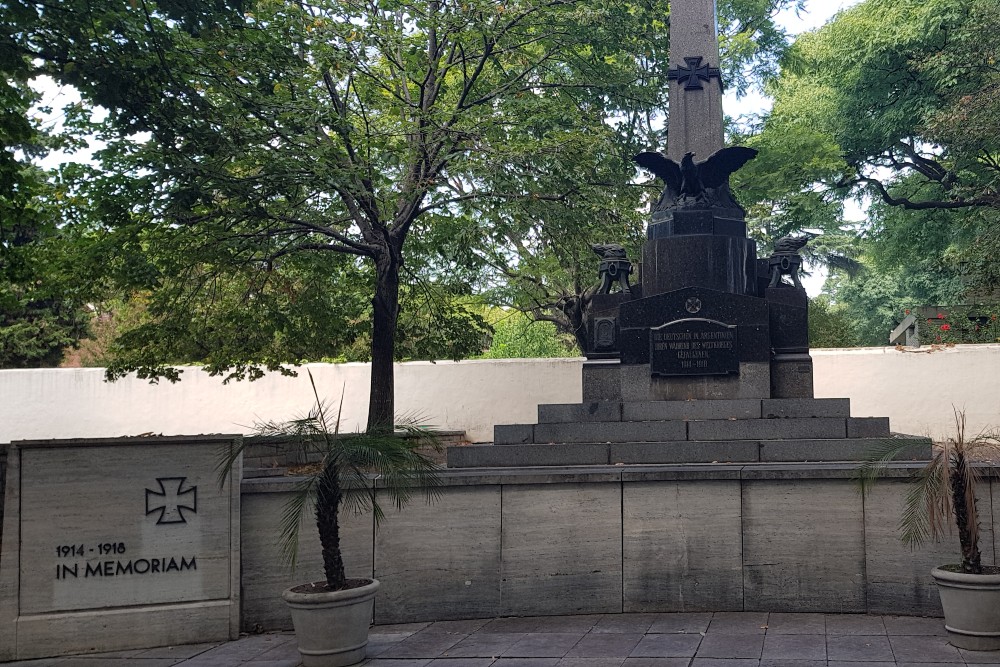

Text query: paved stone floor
(5, 613), (1000, 667)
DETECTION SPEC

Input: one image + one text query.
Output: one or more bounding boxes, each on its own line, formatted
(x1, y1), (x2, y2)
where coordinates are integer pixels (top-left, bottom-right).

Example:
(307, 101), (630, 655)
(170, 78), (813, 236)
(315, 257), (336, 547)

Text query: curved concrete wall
(2, 345), (999, 444)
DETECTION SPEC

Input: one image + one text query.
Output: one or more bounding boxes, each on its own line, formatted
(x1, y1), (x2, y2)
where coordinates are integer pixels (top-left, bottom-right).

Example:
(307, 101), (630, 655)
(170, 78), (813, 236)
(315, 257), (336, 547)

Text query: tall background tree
(7, 0), (803, 427)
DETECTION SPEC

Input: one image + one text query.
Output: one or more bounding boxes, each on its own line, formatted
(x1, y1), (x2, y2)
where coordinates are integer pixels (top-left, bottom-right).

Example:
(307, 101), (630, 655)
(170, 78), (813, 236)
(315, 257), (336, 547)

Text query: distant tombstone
(650, 318), (738, 376)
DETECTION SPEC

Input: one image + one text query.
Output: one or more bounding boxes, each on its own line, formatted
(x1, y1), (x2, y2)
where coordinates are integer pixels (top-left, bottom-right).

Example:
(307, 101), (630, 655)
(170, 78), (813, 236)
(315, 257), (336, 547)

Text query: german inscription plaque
(650, 318), (738, 376)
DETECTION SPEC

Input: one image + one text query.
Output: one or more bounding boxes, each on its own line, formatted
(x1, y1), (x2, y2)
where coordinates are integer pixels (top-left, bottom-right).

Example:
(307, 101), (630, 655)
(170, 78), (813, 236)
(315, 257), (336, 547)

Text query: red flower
(993, 314), (998, 321)
(904, 309), (911, 315)
(937, 313), (946, 319)
(940, 324), (951, 331)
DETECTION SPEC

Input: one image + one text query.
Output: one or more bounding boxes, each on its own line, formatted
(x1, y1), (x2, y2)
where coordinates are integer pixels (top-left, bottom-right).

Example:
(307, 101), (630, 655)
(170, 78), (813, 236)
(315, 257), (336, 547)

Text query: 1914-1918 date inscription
(650, 319), (738, 376)
(53, 541), (197, 580)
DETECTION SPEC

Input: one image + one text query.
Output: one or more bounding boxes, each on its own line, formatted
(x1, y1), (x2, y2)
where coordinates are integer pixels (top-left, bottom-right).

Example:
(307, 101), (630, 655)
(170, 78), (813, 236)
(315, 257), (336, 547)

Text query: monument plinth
(446, 0), (931, 468)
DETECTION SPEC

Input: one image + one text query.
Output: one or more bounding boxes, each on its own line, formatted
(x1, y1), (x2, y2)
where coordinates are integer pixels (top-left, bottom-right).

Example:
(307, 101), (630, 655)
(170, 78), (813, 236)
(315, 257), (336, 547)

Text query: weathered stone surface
(538, 402), (622, 424)
(623, 399), (761, 422)
(762, 399), (850, 419)
(534, 420), (687, 444)
(582, 360), (622, 402)
(501, 483), (621, 616)
(689, 417), (847, 441)
(758, 437), (931, 463)
(847, 417), (891, 438)
(863, 480), (995, 615)
(240, 482), (373, 631)
(621, 362), (771, 402)
(742, 480), (866, 612)
(375, 485), (501, 623)
(610, 441), (757, 465)
(769, 353), (814, 399)
(623, 480), (743, 612)
(2, 436), (241, 661)
(494, 424), (534, 445)
(448, 443), (609, 468)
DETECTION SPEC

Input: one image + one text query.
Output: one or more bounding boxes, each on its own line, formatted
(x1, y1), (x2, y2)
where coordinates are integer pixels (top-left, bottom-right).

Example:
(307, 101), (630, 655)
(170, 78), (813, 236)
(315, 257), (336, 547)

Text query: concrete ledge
(689, 417), (848, 441)
(537, 402), (622, 424)
(623, 399), (761, 421)
(758, 436), (930, 462)
(494, 424), (534, 444)
(848, 417), (891, 438)
(762, 398), (851, 418)
(448, 443), (609, 468)
(534, 420), (688, 444)
(610, 441), (758, 464)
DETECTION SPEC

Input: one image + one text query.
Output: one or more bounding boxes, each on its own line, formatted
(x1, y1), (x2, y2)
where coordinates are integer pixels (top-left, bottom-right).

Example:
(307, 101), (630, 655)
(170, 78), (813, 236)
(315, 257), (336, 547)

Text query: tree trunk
(367, 246), (401, 433)
(316, 462), (347, 589)
(951, 451), (983, 574)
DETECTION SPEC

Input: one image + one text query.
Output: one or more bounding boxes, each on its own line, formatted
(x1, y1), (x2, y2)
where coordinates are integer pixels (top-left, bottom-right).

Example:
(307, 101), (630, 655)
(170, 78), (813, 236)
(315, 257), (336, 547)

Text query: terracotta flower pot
(282, 578), (380, 667)
(932, 567), (1000, 651)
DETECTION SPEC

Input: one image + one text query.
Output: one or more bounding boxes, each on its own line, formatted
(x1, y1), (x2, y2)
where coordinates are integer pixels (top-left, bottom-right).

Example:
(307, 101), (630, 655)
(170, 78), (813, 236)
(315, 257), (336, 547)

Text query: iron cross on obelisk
(665, 0), (726, 162)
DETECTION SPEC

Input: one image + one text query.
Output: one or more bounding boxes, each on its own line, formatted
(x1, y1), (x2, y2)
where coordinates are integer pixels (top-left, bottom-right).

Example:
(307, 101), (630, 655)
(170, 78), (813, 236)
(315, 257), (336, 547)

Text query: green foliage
(478, 309), (575, 359)
(859, 409), (1000, 574)
(807, 295), (860, 348)
(217, 371), (441, 589)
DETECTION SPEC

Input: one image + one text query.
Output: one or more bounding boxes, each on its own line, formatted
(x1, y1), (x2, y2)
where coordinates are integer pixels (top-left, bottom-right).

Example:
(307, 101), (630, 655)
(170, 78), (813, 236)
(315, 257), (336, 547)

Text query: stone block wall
(239, 464), (1000, 630)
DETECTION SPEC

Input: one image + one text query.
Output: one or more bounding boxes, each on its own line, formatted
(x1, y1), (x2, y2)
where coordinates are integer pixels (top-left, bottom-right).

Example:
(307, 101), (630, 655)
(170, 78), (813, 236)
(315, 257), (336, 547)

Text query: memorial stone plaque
(0, 435), (241, 661)
(650, 318), (738, 376)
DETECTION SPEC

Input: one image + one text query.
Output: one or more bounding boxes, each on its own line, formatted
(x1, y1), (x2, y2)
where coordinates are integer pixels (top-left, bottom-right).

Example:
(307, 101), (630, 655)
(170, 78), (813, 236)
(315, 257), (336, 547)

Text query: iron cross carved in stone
(668, 56), (722, 91)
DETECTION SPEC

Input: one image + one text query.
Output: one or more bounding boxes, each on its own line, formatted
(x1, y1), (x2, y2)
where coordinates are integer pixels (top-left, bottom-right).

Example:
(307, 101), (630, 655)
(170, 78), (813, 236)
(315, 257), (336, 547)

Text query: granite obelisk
(666, 0), (725, 162)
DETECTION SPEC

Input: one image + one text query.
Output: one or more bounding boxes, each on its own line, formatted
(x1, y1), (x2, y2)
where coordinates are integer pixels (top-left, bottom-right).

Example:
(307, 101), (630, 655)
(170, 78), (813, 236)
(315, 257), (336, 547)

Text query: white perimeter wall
(2, 345), (999, 444)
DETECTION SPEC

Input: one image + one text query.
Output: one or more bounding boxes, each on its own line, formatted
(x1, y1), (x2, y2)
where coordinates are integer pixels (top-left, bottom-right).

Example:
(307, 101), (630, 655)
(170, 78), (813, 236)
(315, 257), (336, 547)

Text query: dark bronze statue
(592, 243), (632, 295)
(767, 234), (813, 289)
(634, 147), (757, 213)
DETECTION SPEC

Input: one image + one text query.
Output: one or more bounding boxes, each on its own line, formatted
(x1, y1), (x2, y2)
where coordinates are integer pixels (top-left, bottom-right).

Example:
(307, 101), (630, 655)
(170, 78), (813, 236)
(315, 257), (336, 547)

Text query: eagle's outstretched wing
(634, 151), (682, 193)
(773, 234), (812, 254)
(698, 146), (758, 189)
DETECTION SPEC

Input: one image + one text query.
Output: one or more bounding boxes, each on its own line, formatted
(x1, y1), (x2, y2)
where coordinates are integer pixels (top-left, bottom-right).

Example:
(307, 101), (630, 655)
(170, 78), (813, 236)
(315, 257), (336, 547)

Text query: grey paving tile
(440, 632), (523, 658)
(248, 641), (304, 662)
(826, 634), (895, 662)
(426, 660), (494, 666)
(828, 663), (898, 667)
(883, 615), (947, 636)
(372, 622), (433, 635)
(564, 634), (644, 659)
(706, 613), (769, 635)
(622, 660), (691, 667)
(378, 632), (467, 659)
(648, 613), (713, 634)
(0, 660), (67, 667)
(689, 660), (759, 667)
(70, 649), (150, 658)
(764, 613), (825, 634)
(424, 619), (491, 634)
(555, 660), (626, 667)
(361, 660), (432, 667)
(895, 663), (976, 667)
(825, 614), (887, 635)
(493, 660), (562, 667)
(888, 635), (962, 662)
(695, 634), (764, 660)
(760, 634), (825, 661)
(57, 661), (178, 667)
(181, 634), (294, 663)
(592, 615), (659, 634)
(760, 661), (826, 667)
(628, 634), (702, 658)
(368, 635), (416, 657)
(240, 661), (300, 667)
(502, 633), (585, 658)
(137, 643), (219, 660)
(961, 647), (1000, 663)
(485, 616), (601, 634)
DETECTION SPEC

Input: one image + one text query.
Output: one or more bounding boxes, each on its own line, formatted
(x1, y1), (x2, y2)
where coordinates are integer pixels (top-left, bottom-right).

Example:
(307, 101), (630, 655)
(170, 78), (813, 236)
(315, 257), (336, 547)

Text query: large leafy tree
(10, 0), (803, 426)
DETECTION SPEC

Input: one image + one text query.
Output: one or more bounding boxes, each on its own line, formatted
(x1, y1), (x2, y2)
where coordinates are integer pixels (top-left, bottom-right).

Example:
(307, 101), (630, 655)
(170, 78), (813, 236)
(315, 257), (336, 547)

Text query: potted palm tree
(860, 409), (1000, 651)
(220, 372), (441, 667)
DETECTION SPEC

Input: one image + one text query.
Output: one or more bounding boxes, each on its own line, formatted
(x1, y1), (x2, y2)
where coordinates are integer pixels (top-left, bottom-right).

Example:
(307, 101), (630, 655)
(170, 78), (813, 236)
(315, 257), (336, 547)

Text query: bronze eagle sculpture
(634, 147), (758, 210)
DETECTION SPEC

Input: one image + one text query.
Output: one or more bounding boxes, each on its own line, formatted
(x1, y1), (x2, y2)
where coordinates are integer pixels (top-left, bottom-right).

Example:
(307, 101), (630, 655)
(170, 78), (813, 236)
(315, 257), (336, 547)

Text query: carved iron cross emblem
(668, 56), (723, 90)
(145, 477), (198, 525)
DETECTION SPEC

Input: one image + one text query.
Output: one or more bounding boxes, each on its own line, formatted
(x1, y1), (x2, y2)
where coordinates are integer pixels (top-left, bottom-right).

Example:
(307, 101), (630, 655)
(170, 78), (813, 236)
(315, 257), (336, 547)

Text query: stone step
(536, 398), (851, 424)
(496, 417), (890, 445)
(446, 435), (932, 468)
